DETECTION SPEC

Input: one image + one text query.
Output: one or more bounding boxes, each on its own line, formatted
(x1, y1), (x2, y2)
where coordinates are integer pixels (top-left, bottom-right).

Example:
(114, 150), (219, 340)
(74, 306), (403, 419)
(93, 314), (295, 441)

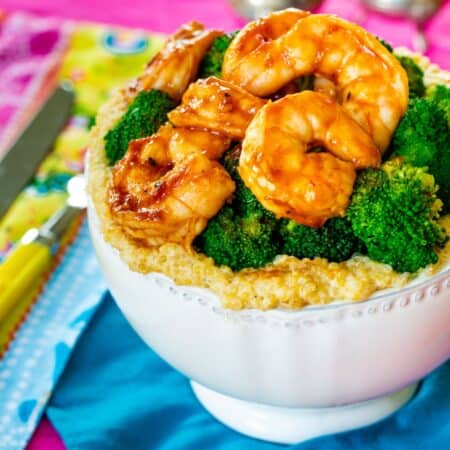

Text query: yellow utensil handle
(0, 278), (42, 356)
(0, 242), (52, 323)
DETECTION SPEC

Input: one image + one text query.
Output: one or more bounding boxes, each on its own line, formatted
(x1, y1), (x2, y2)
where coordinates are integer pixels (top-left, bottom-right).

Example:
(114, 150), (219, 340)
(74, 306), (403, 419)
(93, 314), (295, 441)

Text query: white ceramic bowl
(88, 199), (450, 443)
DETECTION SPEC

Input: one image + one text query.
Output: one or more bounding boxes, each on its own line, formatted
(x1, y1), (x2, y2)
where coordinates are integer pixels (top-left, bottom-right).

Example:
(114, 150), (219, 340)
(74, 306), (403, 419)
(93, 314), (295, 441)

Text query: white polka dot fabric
(0, 220), (106, 449)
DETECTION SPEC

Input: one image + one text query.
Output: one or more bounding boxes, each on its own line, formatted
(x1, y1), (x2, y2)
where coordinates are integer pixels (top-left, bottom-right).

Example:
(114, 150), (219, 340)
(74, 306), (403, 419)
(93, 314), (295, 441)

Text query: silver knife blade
(0, 85), (75, 218)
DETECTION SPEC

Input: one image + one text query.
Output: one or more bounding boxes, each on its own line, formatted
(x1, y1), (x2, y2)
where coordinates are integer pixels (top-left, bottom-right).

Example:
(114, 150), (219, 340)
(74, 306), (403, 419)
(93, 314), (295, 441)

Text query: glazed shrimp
(168, 77), (266, 139)
(239, 91), (381, 227)
(223, 11), (408, 151)
(148, 123), (232, 161)
(136, 22), (222, 101)
(109, 125), (234, 247)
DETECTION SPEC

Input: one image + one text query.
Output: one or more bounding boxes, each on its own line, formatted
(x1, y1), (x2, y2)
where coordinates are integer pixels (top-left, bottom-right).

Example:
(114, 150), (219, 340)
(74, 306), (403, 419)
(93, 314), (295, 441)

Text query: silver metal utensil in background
(0, 174), (87, 323)
(0, 85), (75, 219)
(228, 0), (324, 20)
(24, 174), (88, 248)
(361, 0), (443, 52)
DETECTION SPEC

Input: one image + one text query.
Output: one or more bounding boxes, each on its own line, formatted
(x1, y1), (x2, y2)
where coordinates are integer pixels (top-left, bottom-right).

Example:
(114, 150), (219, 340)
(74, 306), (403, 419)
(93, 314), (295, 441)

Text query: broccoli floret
(197, 147), (366, 271)
(295, 75), (314, 91)
(427, 84), (450, 124)
(196, 205), (280, 271)
(222, 147), (264, 214)
(377, 37), (394, 53)
(396, 55), (426, 98)
(391, 97), (450, 211)
(347, 159), (448, 273)
(376, 37), (425, 98)
(195, 147), (280, 271)
(280, 217), (365, 262)
(104, 89), (175, 165)
(198, 31), (239, 78)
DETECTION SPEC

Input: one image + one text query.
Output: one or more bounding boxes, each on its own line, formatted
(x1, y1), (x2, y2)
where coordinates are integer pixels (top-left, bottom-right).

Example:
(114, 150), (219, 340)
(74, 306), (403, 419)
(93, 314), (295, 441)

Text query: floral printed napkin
(0, 11), (164, 448)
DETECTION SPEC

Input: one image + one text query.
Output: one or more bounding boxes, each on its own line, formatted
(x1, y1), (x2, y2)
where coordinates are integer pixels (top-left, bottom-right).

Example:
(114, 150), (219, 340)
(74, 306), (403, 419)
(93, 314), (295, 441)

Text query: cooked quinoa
(88, 51), (450, 310)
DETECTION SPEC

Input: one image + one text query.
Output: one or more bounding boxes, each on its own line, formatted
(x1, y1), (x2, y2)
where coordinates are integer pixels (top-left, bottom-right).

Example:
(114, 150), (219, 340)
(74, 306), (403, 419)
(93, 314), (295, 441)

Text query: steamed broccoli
(195, 147), (280, 271)
(391, 97), (450, 211)
(196, 147), (368, 271)
(377, 37), (394, 53)
(376, 38), (425, 98)
(104, 89), (175, 165)
(280, 217), (365, 262)
(396, 55), (426, 98)
(295, 75), (315, 92)
(347, 160), (448, 273)
(198, 31), (239, 78)
(427, 84), (450, 124)
(196, 204), (280, 271)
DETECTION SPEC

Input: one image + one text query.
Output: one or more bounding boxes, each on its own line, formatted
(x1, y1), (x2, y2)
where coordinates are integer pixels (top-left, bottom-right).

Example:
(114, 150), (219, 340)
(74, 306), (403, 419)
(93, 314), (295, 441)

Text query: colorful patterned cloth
(0, 13), (164, 260)
(0, 221), (106, 450)
(0, 11), (165, 449)
(0, 13), (68, 156)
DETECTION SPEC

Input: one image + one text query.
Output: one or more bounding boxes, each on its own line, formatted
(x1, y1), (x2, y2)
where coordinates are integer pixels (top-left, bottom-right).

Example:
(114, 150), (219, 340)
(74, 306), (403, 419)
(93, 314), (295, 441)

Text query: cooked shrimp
(136, 22), (221, 101)
(223, 11), (408, 151)
(145, 123), (232, 162)
(227, 8), (309, 59)
(109, 126), (234, 247)
(239, 91), (381, 227)
(168, 77), (266, 140)
(313, 76), (337, 99)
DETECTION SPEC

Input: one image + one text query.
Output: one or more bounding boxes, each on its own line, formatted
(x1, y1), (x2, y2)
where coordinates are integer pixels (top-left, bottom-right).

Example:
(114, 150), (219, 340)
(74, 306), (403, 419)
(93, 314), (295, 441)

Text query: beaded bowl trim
(142, 265), (450, 328)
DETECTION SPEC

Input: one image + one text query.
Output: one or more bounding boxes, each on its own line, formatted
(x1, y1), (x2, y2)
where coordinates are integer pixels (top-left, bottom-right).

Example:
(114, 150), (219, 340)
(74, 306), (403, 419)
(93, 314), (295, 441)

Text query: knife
(0, 85), (75, 218)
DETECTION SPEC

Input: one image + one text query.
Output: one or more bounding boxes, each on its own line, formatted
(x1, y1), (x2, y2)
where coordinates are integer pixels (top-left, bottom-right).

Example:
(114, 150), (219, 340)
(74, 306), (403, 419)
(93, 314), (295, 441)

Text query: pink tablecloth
(1, 0), (448, 449)
(3, 0), (450, 69)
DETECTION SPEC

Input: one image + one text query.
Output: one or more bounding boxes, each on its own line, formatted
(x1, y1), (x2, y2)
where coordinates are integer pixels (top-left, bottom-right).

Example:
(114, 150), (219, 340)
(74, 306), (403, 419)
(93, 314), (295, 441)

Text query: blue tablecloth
(47, 293), (450, 450)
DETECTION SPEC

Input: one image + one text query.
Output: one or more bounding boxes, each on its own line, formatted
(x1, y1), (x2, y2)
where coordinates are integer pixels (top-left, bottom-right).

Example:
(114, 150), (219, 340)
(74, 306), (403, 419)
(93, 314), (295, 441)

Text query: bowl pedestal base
(191, 381), (418, 444)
